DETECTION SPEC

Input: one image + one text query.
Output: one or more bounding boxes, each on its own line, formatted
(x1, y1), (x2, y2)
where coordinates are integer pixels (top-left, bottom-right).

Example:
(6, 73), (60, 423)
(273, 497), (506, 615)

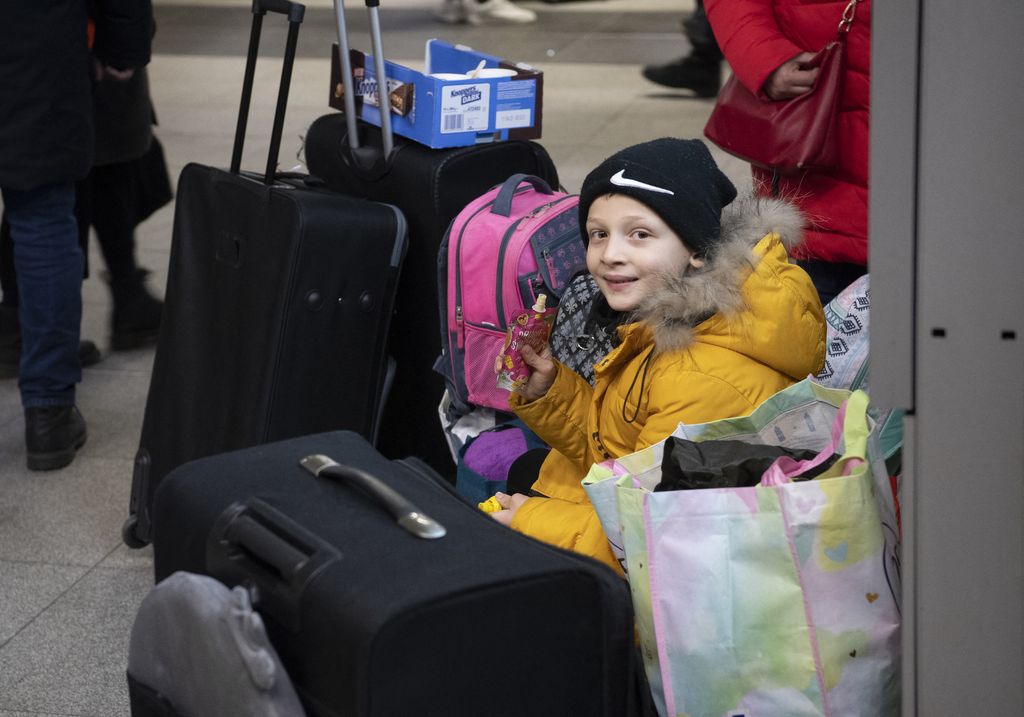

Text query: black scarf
(582, 293), (627, 349)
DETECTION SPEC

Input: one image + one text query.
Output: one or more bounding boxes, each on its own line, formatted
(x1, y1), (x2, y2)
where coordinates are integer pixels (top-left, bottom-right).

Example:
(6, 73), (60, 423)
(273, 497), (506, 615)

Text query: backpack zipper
(452, 200), (498, 350)
(494, 217), (527, 331)
(452, 186), (541, 349)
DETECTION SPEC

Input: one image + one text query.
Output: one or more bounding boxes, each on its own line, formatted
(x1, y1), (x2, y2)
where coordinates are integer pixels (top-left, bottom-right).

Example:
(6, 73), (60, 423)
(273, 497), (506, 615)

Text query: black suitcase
(304, 2), (559, 474)
(122, 0), (408, 547)
(151, 429), (647, 717)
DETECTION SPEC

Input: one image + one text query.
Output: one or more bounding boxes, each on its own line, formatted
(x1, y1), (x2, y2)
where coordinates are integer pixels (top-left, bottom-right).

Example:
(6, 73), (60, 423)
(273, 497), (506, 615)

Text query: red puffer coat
(705, 0), (870, 266)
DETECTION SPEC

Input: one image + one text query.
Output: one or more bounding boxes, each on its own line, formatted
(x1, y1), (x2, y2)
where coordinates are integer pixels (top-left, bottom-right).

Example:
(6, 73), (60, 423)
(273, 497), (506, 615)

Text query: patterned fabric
(548, 273), (616, 384)
(815, 274), (870, 391)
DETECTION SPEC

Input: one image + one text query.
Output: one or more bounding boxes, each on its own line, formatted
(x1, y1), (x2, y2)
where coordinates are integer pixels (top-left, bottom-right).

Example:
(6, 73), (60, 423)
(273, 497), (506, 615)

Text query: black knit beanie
(578, 138), (737, 257)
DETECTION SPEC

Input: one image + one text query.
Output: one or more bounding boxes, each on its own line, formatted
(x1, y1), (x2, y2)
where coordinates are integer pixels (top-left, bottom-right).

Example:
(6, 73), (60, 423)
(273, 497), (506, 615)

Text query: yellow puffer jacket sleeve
(511, 496), (623, 576)
(509, 361), (594, 475)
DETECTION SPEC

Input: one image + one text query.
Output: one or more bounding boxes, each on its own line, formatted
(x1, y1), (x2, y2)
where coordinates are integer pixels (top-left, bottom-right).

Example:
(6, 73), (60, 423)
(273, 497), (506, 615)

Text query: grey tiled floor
(0, 1), (751, 714)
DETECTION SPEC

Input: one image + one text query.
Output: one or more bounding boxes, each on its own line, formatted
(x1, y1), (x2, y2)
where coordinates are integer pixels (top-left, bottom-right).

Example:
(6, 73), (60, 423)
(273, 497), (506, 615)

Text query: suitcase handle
(230, 0), (306, 184)
(208, 499), (342, 632)
(332, 0), (394, 170)
(300, 455), (447, 539)
(492, 174), (555, 217)
(254, 0), (304, 19)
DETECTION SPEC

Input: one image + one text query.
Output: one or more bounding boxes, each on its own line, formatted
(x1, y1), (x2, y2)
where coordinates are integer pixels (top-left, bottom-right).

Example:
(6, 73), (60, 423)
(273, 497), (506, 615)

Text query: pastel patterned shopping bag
(582, 379), (870, 572)
(619, 391), (900, 717)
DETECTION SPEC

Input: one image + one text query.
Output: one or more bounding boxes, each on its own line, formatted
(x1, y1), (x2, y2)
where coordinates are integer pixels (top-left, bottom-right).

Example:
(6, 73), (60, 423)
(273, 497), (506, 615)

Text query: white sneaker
(466, 0), (537, 26)
(434, 0), (467, 24)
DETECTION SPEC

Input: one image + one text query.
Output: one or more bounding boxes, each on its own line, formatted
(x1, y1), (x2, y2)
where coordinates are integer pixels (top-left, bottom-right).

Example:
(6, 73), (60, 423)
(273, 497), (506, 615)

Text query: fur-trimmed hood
(633, 194), (823, 380)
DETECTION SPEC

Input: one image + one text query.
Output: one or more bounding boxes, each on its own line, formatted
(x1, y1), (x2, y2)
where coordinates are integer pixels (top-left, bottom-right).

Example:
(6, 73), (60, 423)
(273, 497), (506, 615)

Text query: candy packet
(497, 294), (557, 393)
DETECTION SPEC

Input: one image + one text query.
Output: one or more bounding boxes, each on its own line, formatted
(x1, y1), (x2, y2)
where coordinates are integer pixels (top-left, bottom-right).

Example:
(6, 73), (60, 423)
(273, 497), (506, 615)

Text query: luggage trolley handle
(332, 0), (394, 167)
(230, 0), (306, 184)
(300, 455), (446, 539)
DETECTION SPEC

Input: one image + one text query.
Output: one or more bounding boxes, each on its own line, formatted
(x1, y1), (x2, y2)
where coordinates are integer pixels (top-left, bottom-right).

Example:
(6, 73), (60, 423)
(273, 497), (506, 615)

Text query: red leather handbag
(704, 0), (859, 175)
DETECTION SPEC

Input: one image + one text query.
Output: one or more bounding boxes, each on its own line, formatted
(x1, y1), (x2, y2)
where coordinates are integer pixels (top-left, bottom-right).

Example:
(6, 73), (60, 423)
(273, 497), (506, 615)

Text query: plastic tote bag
(611, 390), (900, 717)
(583, 379), (899, 569)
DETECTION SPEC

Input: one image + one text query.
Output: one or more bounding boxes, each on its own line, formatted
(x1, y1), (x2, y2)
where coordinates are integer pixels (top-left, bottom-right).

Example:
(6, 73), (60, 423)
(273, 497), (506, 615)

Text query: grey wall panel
(896, 0), (1024, 714)
(916, 0), (1024, 346)
(869, 0), (920, 412)
(914, 334), (1023, 713)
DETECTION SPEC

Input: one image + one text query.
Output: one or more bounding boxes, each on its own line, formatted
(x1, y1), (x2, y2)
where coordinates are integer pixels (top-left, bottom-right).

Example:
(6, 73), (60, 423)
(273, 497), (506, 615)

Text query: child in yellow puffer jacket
(489, 138), (825, 574)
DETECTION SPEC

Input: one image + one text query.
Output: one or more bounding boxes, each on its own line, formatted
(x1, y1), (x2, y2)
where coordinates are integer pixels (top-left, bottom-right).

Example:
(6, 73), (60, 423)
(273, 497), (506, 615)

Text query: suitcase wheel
(122, 515), (148, 549)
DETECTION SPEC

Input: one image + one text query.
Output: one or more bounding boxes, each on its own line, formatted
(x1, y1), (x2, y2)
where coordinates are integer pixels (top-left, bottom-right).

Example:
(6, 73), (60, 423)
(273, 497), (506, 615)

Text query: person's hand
(516, 343), (556, 402)
(493, 343), (556, 402)
(490, 492), (529, 527)
(762, 52), (818, 100)
(94, 59), (136, 82)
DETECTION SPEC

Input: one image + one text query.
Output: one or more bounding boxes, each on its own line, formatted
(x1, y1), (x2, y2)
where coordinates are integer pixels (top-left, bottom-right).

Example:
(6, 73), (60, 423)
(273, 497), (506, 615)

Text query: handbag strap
(838, 0), (860, 35)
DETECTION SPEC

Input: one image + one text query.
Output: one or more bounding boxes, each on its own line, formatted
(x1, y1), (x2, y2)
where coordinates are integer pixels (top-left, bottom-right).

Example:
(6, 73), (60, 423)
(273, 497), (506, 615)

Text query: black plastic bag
(655, 438), (837, 492)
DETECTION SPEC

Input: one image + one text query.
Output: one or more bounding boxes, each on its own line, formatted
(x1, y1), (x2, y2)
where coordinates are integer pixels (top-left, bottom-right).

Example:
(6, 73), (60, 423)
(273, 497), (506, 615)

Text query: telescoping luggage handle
(332, 0), (394, 167)
(230, 0), (306, 184)
(208, 499), (341, 631)
(300, 454), (447, 539)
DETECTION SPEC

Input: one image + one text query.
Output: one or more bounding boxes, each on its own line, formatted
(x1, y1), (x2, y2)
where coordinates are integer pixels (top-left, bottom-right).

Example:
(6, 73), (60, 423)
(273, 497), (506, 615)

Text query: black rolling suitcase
(122, 0), (408, 547)
(150, 429), (649, 717)
(304, 1), (559, 475)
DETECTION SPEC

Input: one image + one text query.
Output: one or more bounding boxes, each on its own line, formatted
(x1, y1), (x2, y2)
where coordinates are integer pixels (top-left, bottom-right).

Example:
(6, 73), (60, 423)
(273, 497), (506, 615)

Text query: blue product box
(328, 39), (543, 149)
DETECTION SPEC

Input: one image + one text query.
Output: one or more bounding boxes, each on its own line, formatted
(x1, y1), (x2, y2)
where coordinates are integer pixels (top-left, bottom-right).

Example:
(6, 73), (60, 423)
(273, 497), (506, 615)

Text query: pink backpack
(436, 174), (586, 412)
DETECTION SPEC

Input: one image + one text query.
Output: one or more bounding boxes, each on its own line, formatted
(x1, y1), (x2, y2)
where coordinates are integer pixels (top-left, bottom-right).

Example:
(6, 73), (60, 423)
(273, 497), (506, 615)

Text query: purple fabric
(463, 429), (528, 482)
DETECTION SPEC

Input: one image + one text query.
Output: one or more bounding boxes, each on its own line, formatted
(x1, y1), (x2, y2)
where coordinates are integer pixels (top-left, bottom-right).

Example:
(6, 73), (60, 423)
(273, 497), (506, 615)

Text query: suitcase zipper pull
(299, 455), (447, 539)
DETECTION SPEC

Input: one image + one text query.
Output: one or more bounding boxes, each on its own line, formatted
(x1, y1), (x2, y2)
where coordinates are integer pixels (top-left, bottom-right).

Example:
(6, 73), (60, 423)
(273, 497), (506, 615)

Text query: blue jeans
(1, 183), (83, 407)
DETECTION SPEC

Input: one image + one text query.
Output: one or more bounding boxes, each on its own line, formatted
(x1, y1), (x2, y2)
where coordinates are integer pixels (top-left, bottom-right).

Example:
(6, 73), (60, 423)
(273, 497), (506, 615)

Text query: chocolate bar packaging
(329, 39), (543, 149)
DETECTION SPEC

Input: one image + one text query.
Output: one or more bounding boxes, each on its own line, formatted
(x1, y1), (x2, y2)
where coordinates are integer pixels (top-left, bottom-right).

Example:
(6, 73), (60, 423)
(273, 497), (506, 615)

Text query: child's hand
(517, 343), (556, 402)
(490, 492), (529, 527)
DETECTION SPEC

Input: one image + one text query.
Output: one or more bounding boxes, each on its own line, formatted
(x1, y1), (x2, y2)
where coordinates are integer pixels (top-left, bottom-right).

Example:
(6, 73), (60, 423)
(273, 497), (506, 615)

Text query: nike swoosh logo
(609, 169), (674, 195)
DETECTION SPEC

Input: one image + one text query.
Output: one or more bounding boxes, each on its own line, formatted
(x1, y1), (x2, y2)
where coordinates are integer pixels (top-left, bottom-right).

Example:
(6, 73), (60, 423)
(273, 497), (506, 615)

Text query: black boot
(0, 305), (101, 379)
(25, 405), (87, 471)
(106, 268), (163, 351)
(642, 54), (722, 97)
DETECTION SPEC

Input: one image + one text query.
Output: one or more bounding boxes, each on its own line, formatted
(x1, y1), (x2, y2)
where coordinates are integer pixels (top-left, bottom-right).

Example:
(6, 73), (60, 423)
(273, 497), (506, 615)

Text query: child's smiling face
(585, 193), (703, 312)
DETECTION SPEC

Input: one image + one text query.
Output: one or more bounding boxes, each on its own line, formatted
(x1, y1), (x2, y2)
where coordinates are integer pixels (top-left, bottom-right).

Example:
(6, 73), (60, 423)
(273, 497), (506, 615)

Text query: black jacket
(0, 0), (152, 191)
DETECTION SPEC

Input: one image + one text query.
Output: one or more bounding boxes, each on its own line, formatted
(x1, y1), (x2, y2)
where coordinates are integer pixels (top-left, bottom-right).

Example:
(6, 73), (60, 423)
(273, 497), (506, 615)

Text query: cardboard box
(329, 39), (543, 149)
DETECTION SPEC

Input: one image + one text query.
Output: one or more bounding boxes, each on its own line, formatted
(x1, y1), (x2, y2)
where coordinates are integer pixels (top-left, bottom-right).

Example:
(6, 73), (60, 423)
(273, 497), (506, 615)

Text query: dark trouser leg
(1, 198), (100, 376)
(685, 0), (724, 64)
(506, 447), (550, 496)
(1, 182), (82, 407)
(1, 217), (18, 307)
(795, 259), (868, 307)
(0, 218), (19, 375)
(642, 0), (722, 96)
(90, 162), (140, 281)
(90, 160), (163, 350)
(3, 178), (90, 310)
